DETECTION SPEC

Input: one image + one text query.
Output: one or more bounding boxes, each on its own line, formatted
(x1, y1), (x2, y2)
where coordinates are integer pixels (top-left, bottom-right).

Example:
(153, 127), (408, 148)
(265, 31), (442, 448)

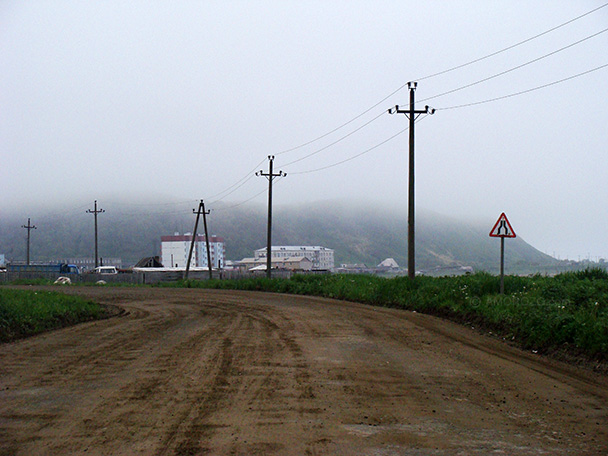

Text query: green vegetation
(4, 278), (55, 286)
(166, 269), (608, 361)
(0, 288), (110, 342)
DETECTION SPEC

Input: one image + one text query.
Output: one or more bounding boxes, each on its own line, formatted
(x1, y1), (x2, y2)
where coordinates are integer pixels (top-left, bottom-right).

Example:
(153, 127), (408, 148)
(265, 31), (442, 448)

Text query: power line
(275, 90), (405, 156)
(189, 24), (608, 202)
(210, 188), (268, 211)
(418, 27), (608, 105)
(108, 199), (196, 208)
(437, 62), (608, 111)
(286, 122), (418, 176)
(207, 157), (267, 202)
(111, 207), (193, 217)
(209, 173), (257, 204)
(416, 2), (608, 82)
(281, 110), (386, 168)
(288, 116), (430, 176)
(273, 2), (608, 155)
(287, 128), (405, 175)
(278, 23), (607, 173)
(198, 5), (608, 204)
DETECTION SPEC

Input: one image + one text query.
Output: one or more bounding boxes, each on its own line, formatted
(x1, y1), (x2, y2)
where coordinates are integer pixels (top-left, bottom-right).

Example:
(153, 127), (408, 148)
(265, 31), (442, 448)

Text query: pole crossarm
(388, 104), (435, 119)
(256, 155), (287, 180)
(21, 218), (37, 232)
(388, 82), (436, 119)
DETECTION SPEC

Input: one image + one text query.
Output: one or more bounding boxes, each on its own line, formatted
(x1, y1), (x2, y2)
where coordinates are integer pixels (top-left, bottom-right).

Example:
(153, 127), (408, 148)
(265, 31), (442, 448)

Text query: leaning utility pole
(86, 201), (105, 268)
(21, 218), (37, 265)
(256, 155), (286, 279)
(389, 82), (435, 280)
(186, 200), (206, 279)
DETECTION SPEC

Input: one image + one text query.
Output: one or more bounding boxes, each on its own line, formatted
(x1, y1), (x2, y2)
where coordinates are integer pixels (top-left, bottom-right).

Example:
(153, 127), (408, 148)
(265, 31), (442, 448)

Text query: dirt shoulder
(1, 287), (606, 455)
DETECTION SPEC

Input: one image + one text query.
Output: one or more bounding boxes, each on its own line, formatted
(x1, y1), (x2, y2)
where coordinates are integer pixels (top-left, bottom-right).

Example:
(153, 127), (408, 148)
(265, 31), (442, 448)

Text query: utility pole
(21, 218), (37, 265)
(186, 200), (207, 279)
(389, 82), (435, 280)
(86, 201), (104, 268)
(256, 155), (286, 279)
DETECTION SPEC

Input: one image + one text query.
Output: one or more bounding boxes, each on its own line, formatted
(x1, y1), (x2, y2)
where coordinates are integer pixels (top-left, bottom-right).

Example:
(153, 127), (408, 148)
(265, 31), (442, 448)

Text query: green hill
(0, 201), (558, 273)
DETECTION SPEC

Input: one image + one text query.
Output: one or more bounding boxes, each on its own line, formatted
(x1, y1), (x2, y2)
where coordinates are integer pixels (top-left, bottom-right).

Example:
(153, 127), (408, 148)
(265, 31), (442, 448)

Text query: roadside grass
(3, 278), (55, 286)
(0, 288), (111, 342)
(164, 269), (608, 361)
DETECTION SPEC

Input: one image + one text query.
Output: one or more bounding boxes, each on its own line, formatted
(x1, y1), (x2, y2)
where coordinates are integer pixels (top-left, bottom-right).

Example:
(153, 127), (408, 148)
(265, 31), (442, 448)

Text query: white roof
(254, 246), (331, 252)
(378, 258), (400, 268)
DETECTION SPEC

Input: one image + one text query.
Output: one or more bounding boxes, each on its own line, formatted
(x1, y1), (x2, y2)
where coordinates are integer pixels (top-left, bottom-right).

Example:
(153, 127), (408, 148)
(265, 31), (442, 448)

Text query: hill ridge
(0, 201), (557, 273)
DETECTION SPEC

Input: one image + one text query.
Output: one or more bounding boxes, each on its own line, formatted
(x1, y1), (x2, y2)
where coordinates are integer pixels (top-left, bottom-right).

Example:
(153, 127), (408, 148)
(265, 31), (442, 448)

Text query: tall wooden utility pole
(256, 155), (286, 279)
(86, 201), (104, 268)
(21, 218), (37, 265)
(389, 82), (435, 280)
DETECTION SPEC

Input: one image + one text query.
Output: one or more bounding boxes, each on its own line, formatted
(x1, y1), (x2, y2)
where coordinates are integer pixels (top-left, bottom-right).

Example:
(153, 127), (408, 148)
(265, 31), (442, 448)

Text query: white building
(237, 256), (313, 272)
(161, 234), (225, 269)
(254, 246), (334, 271)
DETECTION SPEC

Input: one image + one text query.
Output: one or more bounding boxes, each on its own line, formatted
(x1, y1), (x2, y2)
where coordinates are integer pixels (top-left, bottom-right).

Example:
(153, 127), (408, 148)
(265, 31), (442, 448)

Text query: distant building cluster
(336, 258), (401, 274)
(255, 246), (334, 270)
(236, 246), (335, 273)
(161, 233), (225, 269)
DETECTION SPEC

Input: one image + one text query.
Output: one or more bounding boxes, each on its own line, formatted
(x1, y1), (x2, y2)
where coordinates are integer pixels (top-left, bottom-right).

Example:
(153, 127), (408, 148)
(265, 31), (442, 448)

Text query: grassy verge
(162, 269), (608, 362)
(0, 288), (112, 342)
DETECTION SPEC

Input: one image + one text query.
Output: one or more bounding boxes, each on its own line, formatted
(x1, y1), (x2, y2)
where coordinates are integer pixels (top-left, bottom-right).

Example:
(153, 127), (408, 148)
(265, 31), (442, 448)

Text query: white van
(94, 266), (118, 275)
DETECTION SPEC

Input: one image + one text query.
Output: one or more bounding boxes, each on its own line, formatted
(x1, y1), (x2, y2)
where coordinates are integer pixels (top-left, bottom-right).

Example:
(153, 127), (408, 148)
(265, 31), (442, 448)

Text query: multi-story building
(161, 234), (225, 269)
(254, 246), (334, 271)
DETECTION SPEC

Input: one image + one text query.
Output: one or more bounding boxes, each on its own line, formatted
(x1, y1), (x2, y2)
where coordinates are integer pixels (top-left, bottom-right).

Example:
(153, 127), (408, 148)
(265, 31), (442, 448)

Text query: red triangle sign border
(489, 212), (516, 238)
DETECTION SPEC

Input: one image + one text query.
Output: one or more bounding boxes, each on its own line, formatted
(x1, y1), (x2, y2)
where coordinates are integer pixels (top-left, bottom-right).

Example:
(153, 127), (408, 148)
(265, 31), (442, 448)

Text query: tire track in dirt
(1, 288), (607, 455)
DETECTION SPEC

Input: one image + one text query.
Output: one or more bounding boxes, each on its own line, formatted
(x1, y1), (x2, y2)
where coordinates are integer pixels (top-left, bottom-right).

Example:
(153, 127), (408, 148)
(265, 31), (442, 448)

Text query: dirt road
(1, 287), (607, 455)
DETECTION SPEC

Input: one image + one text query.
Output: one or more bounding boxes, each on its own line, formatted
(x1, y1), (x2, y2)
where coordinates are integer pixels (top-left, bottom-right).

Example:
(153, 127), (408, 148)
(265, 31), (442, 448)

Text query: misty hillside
(0, 201), (558, 273)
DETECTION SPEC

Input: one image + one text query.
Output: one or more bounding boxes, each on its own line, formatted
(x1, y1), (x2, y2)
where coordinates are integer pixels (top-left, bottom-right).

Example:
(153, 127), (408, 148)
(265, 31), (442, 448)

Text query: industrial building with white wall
(254, 246), (334, 271)
(161, 234), (225, 269)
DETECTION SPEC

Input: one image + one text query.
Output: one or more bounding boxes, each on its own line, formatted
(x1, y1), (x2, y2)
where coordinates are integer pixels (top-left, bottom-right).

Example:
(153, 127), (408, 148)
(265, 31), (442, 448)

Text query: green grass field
(0, 288), (111, 342)
(166, 269), (608, 361)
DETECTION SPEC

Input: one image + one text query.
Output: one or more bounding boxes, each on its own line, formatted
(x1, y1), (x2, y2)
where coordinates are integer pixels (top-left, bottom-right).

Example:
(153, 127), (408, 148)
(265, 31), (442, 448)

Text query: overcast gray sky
(2, 1), (607, 260)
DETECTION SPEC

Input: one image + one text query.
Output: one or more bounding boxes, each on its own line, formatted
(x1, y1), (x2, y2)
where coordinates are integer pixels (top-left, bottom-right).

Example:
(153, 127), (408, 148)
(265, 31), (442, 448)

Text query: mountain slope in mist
(0, 201), (557, 272)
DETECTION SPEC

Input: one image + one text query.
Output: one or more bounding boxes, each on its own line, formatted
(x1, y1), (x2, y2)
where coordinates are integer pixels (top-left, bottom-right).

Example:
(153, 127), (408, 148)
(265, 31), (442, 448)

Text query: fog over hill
(0, 200), (560, 274)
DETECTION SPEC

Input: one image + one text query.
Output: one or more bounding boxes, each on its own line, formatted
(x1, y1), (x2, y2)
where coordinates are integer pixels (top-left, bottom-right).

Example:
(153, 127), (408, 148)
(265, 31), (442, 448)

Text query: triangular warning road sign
(489, 213), (516, 238)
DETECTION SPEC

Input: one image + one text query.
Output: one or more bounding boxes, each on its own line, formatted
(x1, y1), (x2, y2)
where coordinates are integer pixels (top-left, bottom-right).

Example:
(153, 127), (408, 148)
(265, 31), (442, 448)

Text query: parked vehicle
(6, 263), (80, 274)
(93, 266), (118, 275)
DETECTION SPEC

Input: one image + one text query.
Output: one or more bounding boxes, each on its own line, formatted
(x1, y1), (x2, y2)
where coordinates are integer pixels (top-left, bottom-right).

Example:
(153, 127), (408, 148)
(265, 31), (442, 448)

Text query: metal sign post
(489, 213), (516, 294)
